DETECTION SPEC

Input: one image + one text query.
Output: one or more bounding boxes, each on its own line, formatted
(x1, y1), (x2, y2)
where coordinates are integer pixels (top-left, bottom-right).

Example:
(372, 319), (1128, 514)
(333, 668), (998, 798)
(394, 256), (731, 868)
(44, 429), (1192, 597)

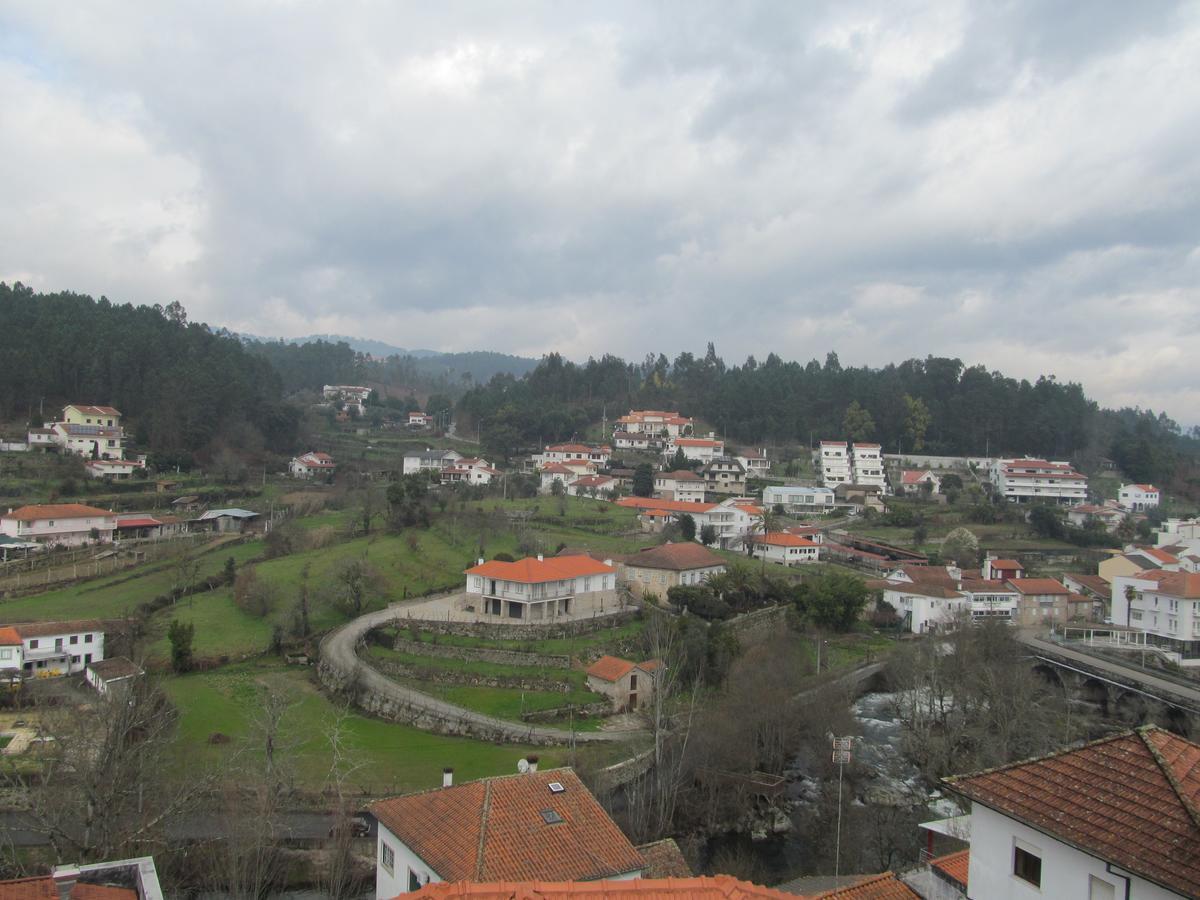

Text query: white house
(85, 656), (143, 695)
(534, 442), (611, 468)
(989, 458), (1088, 505)
(84, 459), (144, 480)
(0, 504), (116, 547)
(943, 725), (1199, 899)
(289, 451), (336, 479)
(850, 443), (886, 491)
(0, 620), (106, 678)
(748, 532), (820, 566)
(407, 412), (433, 428)
(323, 384), (371, 416)
(368, 768), (645, 898)
(39, 405), (128, 461)
(464, 554), (618, 621)
(403, 448), (463, 476)
(734, 448), (771, 478)
(1118, 483), (1160, 512)
(653, 470), (706, 503)
(615, 409), (693, 438)
(585, 656), (660, 712)
(898, 469), (941, 495)
(612, 431), (658, 452)
(664, 437), (724, 464)
(762, 485), (836, 513)
(1111, 570), (1200, 666)
(566, 474), (617, 497)
(700, 458), (746, 496)
(818, 441), (851, 488)
(439, 458), (497, 486)
(539, 460), (597, 493)
(877, 571), (968, 634)
(1066, 503), (1124, 531)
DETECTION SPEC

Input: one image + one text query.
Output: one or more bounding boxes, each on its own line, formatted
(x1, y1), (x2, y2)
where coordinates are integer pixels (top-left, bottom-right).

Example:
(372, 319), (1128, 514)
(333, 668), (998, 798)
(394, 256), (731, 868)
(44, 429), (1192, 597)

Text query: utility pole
(831, 736), (853, 892)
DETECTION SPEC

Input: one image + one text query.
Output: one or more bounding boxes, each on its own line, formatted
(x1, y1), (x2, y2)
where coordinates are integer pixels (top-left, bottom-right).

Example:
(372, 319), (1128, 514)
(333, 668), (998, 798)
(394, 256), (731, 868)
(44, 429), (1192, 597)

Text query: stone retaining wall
(520, 701), (610, 723)
(725, 604), (790, 645)
(365, 655), (573, 693)
(388, 636), (571, 669)
(394, 610), (639, 642)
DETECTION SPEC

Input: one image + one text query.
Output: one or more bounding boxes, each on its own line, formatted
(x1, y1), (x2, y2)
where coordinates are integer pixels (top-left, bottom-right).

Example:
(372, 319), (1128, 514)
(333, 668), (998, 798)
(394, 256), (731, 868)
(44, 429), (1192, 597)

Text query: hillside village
(2, 384), (1200, 900)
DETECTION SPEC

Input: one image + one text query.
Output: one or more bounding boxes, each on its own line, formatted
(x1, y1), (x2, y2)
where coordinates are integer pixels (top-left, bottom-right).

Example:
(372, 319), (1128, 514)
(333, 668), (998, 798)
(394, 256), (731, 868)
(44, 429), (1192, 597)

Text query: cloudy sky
(2, 2), (1199, 421)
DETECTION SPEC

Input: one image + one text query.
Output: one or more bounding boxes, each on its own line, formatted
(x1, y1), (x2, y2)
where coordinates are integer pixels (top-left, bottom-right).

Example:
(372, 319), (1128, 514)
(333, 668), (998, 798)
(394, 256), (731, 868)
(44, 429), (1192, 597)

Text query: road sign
(832, 750), (852, 765)
(832, 737), (853, 751)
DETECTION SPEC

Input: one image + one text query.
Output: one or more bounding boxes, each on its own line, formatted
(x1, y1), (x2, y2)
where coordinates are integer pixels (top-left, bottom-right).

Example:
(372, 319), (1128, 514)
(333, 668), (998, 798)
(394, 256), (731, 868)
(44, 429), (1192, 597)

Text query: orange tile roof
(635, 840), (692, 879)
(944, 726), (1200, 897)
(929, 850), (968, 889)
(812, 872), (919, 898)
(370, 769), (645, 883)
(0, 627), (20, 646)
(617, 497), (717, 514)
(465, 555), (613, 584)
(674, 438), (721, 447)
(1006, 577), (1069, 595)
(1147, 572), (1200, 599)
(621, 542), (726, 571)
(6, 620), (107, 639)
(410, 875), (792, 899)
(585, 656), (636, 682)
(657, 470), (703, 482)
(0, 879), (135, 900)
(1134, 545), (1180, 565)
(66, 405), (121, 416)
(751, 532), (818, 547)
(989, 559), (1022, 569)
(2, 504), (115, 521)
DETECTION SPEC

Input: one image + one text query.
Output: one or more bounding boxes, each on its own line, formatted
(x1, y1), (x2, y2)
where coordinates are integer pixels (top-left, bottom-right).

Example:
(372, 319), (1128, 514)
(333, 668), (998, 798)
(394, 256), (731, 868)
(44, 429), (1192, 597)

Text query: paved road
(319, 602), (641, 744)
(1020, 635), (1200, 712)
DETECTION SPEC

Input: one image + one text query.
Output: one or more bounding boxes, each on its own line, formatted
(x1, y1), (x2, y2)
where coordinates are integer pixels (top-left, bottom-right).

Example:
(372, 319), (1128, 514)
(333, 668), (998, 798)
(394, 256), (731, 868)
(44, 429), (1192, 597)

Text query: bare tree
(317, 705), (369, 900)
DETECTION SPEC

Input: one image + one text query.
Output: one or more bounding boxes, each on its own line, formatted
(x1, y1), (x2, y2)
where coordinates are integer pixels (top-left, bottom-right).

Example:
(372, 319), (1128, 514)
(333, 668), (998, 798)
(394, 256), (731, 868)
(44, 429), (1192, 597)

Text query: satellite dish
(517, 758), (530, 774)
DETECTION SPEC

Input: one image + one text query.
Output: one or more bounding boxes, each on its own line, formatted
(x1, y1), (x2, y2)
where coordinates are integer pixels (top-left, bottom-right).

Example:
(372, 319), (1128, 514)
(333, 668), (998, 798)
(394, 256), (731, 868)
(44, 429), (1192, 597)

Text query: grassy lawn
(398, 618), (645, 657)
(363, 644), (588, 688)
(145, 588), (278, 663)
(844, 522), (1080, 551)
(799, 629), (896, 671)
(162, 661), (573, 792)
(0, 540), (264, 622)
(404, 680), (605, 732)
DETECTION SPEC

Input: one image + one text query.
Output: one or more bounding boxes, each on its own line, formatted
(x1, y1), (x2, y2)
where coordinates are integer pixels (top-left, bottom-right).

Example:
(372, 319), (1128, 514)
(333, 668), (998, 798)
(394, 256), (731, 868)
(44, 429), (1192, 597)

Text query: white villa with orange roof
(0, 504), (116, 547)
(464, 554), (618, 621)
(37, 404), (134, 462)
(663, 436), (723, 463)
(534, 442), (611, 468)
(539, 459), (598, 493)
(748, 532), (820, 566)
(289, 451), (337, 479)
(0, 619), (107, 678)
(653, 470), (706, 503)
(989, 457), (1088, 504)
(1118, 483), (1160, 512)
(897, 469), (940, 495)
(440, 457), (497, 486)
(615, 410), (693, 438)
(1111, 570), (1200, 665)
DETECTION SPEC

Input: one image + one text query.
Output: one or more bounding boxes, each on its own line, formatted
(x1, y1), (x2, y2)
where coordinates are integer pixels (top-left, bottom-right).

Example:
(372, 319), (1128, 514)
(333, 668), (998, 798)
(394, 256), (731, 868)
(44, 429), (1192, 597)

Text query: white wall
(375, 824), (442, 898)
(967, 805), (1180, 900)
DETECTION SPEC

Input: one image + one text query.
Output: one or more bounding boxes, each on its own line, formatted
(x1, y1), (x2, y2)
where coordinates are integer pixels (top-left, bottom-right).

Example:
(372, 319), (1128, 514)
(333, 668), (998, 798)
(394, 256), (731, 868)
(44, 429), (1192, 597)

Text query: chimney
(442, 767), (454, 788)
(52, 865), (80, 900)
(477, 558), (484, 566)
(537, 554), (544, 562)
(526, 755), (538, 773)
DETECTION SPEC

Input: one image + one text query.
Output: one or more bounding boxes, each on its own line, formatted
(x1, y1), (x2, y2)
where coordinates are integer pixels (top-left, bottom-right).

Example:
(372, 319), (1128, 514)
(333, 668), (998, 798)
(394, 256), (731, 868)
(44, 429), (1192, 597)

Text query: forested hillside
(0, 283), (297, 457)
(459, 347), (1200, 494)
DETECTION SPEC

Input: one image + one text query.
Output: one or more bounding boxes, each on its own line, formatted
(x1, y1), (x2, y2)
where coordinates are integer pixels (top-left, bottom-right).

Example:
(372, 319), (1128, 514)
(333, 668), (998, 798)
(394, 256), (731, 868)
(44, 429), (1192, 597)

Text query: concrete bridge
(1019, 634), (1200, 735)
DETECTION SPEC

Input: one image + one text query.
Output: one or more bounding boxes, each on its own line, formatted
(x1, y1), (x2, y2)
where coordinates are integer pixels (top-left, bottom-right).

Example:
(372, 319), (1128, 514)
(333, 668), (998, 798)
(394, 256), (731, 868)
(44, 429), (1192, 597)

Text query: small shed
(85, 657), (143, 696)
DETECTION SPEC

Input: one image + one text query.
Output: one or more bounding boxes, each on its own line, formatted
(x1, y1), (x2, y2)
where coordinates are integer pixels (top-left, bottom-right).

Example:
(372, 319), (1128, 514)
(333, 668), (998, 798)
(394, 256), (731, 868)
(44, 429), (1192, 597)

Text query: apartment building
(988, 458), (1088, 504)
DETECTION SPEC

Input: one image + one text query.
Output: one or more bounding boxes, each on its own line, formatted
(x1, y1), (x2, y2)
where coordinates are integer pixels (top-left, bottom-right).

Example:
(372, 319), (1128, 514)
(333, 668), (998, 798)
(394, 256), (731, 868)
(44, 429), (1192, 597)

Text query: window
(70, 635), (78, 645)
(28, 640), (38, 649)
(84, 653), (92, 663)
(407, 869), (422, 891)
(85, 634), (93, 643)
(630, 674), (638, 690)
(0, 649), (11, 660)
(379, 841), (394, 875)
(1013, 844), (1042, 887)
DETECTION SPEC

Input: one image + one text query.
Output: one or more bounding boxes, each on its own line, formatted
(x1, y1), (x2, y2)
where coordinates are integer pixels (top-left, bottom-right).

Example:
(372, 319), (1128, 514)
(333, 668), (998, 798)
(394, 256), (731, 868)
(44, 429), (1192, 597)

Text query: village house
(322, 384), (371, 416)
(289, 451), (336, 479)
(988, 457), (1088, 504)
(1111, 570), (1200, 665)
(653, 470), (706, 503)
(534, 442), (612, 468)
(84, 459), (144, 480)
(403, 448), (464, 476)
(1061, 572), (1112, 615)
(85, 656), (143, 696)
(114, 514), (187, 541)
(585, 656), (660, 712)
(818, 441), (851, 488)
(566, 474), (617, 497)
(700, 457), (747, 496)
(1118, 483), (1160, 512)
(850, 443), (887, 491)
(439, 457), (497, 486)
(464, 554), (618, 621)
(762, 485), (836, 513)
(734, 448), (771, 478)
(368, 767), (646, 897)
(1006, 577), (1073, 626)
(539, 460), (598, 494)
(942, 725), (1200, 899)
(1066, 502), (1125, 531)
(663, 436), (724, 464)
(1098, 545), (1183, 583)
(0, 856), (165, 900)
(748, 532), (820, 566)
(897, 469), (941, 495)
(980, 555), (1025, 581)
(615, 409), (693, 439)
(617, 542), (726, 597)
(611, 431), (658, 452)
(0, 503), (117, 547)
(194, 508), (259, 533)
(874, 566), (969, 633)
(44, 404), (128, 461)
(616, 497), (716, 534)
(615, 496), (760, 549)
(408, 875), (801, 899)
(0, 619), (106, 678)
(408, 412), (434, 428)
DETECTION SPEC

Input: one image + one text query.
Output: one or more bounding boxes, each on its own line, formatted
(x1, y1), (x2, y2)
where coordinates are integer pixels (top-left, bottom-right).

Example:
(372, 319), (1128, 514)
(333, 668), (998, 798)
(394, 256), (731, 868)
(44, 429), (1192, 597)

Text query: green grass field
(162, 661), (573, 792)
(145, 588), (278, 662)
(397, 618), (645, 656)
(364, 644), (588, 687)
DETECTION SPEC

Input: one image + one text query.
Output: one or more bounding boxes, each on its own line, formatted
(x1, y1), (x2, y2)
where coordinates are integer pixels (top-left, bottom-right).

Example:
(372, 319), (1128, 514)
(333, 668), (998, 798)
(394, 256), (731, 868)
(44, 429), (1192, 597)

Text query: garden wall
(393, 609), (638, 642)
(388, 636), (570, 669)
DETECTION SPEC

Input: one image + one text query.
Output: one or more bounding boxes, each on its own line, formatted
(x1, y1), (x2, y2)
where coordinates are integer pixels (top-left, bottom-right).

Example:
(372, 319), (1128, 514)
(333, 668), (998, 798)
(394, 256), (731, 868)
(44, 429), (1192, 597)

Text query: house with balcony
(941, 725), (1200, 899)
(653, 470), (706, 503)
(0, 619), (107, 678)
(539, 460), (597, 493)
(439, 458), (497, 486)
(43, 404), (128, 461)
(1111, 570), (1200, 665)
(850, 443), (887, 492)
(762, 485), (836, 513)
(615, 410), (693, 439)
(617, 542), (726, 597)
(734, 448), (771, 479)
(534, 443), (612, 468)
(818, 441), (851, 488)
(700, 457), (746, 496)
(289, 451), (337, 479)
(464, 554), (618, 621)
(664, 437), (724, 464)
(748, 532), (820, 566)
(988, 458), (1088, 505)
(403, 448), (464, 476)
(960, 580), (1021, 623)
(0, 503), (116, 547)
(1118, 483), (1160, 512)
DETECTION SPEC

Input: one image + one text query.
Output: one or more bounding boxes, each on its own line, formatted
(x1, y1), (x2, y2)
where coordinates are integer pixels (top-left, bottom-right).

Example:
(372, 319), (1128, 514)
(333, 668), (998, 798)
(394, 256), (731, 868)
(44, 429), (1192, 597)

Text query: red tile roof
(370, 769), (645, 883)
(65, 405), (121, 416)
(6, 620), (107, 639)
(635, 839), (692, 879)
(673, 438), (721, 448)
(929, 850), (968, 889)
(410, 876), (792, 899)
(1006, 577), (1069, 595)
(0, 626), (20, 646)
(115, 517), (162, 529)
(617, 497), (717, 514)
(465, 556), (612, 584)
(900, 470), (932, 484)
(989, 559), (1022, 569)
(0, 879), (134, 900)
(585, 656), (636, 682)
(2, 504), (115, 522)
(1133, 546), (1180, 565)
(812, 871), (919, 898)
(657, 470), (703, 482)
(944, 726), (1200, 897)
(751, 532), (818, 548)
(621, 542), (726, 571)
(1147, 572), (1200, 599)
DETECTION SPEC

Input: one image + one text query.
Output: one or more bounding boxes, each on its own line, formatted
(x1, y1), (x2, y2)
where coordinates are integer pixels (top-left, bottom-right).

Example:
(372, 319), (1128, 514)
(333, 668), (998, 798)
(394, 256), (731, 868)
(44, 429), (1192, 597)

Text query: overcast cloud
(1, 1), (1198, 421)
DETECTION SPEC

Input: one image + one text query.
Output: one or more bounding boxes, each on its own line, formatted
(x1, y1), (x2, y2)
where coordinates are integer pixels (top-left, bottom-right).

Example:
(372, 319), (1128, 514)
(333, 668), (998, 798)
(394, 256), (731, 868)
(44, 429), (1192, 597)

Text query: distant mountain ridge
(239, 332), (443, 359)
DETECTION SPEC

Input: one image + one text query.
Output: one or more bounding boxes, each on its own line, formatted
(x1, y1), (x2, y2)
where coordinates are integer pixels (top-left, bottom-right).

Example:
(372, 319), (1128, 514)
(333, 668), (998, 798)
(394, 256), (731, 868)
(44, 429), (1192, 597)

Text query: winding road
(318, 602), (643, 744)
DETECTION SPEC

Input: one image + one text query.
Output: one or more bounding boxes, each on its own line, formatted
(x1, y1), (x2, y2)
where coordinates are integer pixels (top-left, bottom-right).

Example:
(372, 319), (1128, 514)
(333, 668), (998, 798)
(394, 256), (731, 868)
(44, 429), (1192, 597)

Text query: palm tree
(750, 507), (782, 574)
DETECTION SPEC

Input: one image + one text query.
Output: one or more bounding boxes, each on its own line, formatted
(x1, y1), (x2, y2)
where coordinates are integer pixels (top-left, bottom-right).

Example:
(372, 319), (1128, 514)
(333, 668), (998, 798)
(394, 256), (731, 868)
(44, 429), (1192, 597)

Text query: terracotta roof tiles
(812, 872), (919, 898)
(621, 542), (726, 572)
(2, 504), (115, 522)
(411, 875), (792, 898)
(0, 879), (134, 900)
(465, 556), (613, 584)
(929, 850), (968, 890)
